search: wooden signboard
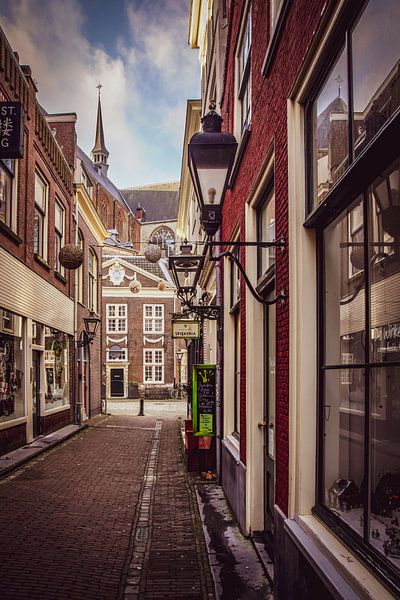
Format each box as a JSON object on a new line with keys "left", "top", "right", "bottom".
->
{"left": 192, "top": 364, "right": 216, "bottom": 436}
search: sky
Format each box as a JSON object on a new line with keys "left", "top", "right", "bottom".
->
{"left": 0, "top": 0, "right": 200, "bottom": 188}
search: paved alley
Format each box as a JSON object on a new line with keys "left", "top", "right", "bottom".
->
{"left": 0, "top": 414, "right": 214, "bottom": 600}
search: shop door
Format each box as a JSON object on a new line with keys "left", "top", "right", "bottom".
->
{"left": 110, "top": 369, "right": 124, "bottom": 397}
{"left": 32, "top": 350, "right": 41, "bottom": 438}
{"left": 263, "top": 301, "right": 276, "bottom": 548}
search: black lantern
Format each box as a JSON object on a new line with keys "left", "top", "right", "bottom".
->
{"left": 188, "top": 106, "right": 237, "bottom": 236}
{"left": 77, "top": 313, "right": 101, "bottom": 347}
{"left": 168, "top": 243, "right": 204, "bottom": 302}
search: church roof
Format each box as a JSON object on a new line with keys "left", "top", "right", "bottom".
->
{"left": 77, "top": 146, "right": 131, "bottom": 211}
{"left": 120, "top": 188, "right": 179, "bottom": 223}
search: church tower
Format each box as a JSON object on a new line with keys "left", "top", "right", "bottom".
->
{"left": 91, "top": 84, "right": 109, "bottom": 177}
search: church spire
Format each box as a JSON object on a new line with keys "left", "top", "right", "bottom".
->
{"left": 91, "top": 84, "right": 109, "bottom": 176}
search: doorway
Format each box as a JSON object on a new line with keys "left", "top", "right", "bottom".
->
{"left": 32, "top": 350, "right": 41, "bottom": 438}
{"left": 110, "top": 368, "right": 124, "bottom": 397}
{"left": 263, "top": 300, "right": 276, "bottom": 550}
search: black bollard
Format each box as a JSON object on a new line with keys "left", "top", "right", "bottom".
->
{"left": 138, "top": 398, "right": 144, "bottom": 416}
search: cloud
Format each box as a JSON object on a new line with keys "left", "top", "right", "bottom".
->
{"left": 0, "top": 0, "right": 200, "bottom": 187}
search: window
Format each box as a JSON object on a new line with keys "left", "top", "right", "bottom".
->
{"left": 236, "top": 7, "right": 252, "bottom": 136}
{"left": 88, "top": 249, "right": 98, "bottom": 313}
{"left": 34, "top": 171, "right": 48, "bottom": 260}
{"left": 308, "top": 0, "right": 400, "bottom": 212}
{"left": 106, "top": 345, "right": 127, "bottom": 362}
{"left": 257, "top": 188, "right": 276, "bottom": 278}
{"left": 0, "top": 159, "right": 17, "bottom": 231}
{"left": 106, "top": 304, "right": 127, "bottom": 334}
{"left": 81, "top": 168, "right": 92, "bottom": 198}
{"left": 44, "top": 327, "right": 69, "bottom": 409}
{"left": 0, "top": 309, "right": 24, "bottom": 423}
{"left": 144, "top": 349, "right": 164, "bottom": 384}
{"left": 143, "top": 305, "right": 164, "bottom": 333}
{"left": 77, "top": 230, "right": 84, "bottom": 304}
{"left": 54, "top": 199, "right": 65, "bottom": 276}
{"left": 230, "top": 248, "right": 241, "bottom": 435}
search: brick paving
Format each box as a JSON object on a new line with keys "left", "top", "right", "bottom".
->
{"left": 0, "top": 414, "right": 215, "bottom": 600}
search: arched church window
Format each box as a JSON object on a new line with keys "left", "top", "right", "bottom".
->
{"left": 150, "top": 227, "right": 175, "bottom": 256}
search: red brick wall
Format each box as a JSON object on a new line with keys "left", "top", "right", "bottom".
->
{"left": 220, "top": 0, "right": 327, "bottom": 515}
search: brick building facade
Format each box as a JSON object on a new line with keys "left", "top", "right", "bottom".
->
{"left": 185, "top": 0, "right": 400, "bottom": 597}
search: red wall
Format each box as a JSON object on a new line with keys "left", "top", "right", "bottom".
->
{"left": 220, "top": 0, "right": 327, "bottom": 515}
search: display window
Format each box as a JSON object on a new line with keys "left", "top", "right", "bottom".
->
{"left": 44, "top": 327, "right": 70, "bottom": 410}
{"left": 0, "top": 309, "right": 24, "bottom": 423}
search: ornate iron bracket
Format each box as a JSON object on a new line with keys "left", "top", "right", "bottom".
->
{"left": 185, "top": 304, "right": 222, "bottom": 320}
{"left": 209, "top": 248, "right": 286, "bottom": 307}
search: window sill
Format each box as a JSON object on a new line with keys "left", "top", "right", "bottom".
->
{"left": 0, "top": 220, "right": 22, "bottom": 244}
{"left": 262, "top": 0, "right": 291, "bottom": 78}
{"left": 34, "top": 254, "right": 50, "bottom": 270}
{"left": 0, "top": 416, "right": 27, "bottom": 430}
{"left": 222, "top": 434, "right": 241, "bottom": 464}
{"left": 55, "top": 271, "right": 67, "bottom": 284}
{"left": 286, "top": 513, "right": 396, "bottom": 599}
{"left": 44, "top": 405, "right": 70, "bottom": 416}
{"left": 77, "top": 300, "right": 85, "bottom": 308}
{"left": 228, "top": 125, "right": 251, "bottom": 189}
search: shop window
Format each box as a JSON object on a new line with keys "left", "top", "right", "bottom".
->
{"left": 236, "top": 6, "right": 252, "bottom": 137}
{"left": 44, "top": 327, "right": 70, "bottom": 410}
{"left": 106, "top": 304, "right": 127, "bottom": 334}
{"left": 34, "top": 170, "right": 48, "bottom": 260}
{"left": 0, "top": 159, "right": 17, "bottom": 231}
{"left": 144, "top": 349, "right": 164, "bottom": 384}
{"left": 307, "top": 0, "right": 400, "bottom": 212}
{"left": 318, "top": 159, "right": 400, "bottom": 585}
{"left": 77, "top": 230, "right": 84, "bottom": 304}
{"left": 0, "top": 309, "right": 24, "bottom": 423}
{"left": 54, "top": 198, "right": 65, "bottom": 276}
{"left": 143, "top": 305, "right": 164, "bottom": 333}
{"left": 88, "top": 249, "right": 98, "bottom": 313}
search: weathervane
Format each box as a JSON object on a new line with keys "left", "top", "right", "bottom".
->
{"left": 335, "top": 74, "right": 343, "bottom": 98}
{"left": 97, "top": 83, "right": 103, "bottom": 98}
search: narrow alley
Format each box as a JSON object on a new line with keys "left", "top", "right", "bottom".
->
{"left": 0, "top": 405, "right": 271, "bottom": 600}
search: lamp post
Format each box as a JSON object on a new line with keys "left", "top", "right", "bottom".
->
{"left": 176, "top": 350, "right": 183, "bottom": 399}
{"left": 188, "top": 105, "right": 237, "bottom": 236}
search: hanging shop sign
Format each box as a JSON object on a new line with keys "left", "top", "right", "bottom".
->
{"left": 0, "top": 102, "right": 24, "bottom": 159}
{"left": 172, "top": 319, "right": 200, "bottom": 339}
{"left": 192, "top": 364, "right": 216, "bottom": 436}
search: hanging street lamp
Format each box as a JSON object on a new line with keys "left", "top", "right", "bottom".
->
{"left": 168, "top": 243, "right": 205, "bottom": 305}
{"left": 188, "top": 104, "right": 237, "bottom": 236}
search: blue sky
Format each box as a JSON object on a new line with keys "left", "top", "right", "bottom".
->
{"left": 0, "top": 0, "right": 200, "bottom": 188}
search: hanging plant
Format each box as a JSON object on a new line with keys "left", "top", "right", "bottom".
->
{"left": 59, "top": 244, "right": 84, "bottom": 270}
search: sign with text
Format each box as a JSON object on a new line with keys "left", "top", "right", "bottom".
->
{"left": 172, "top": 319, "right": 200, "bottom": 339}
{"left": 192, "top": 364, "right": 216, "bottom": 436}
{"left": 0, "top": 102, "right": 24, "bottom": 159}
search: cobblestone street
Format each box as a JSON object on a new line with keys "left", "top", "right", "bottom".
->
{"left": 0, "top": 413, "right": 215, "bottom": 600}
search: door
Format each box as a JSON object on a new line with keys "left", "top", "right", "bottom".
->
{"left": 263, "top": 301, "right": 276, "bottom": 547}
{"left": 32, "top": 350, "right": 41, "bottom": 438}
{"left": 110, "top": 368, "right": 124, "bottom": 397}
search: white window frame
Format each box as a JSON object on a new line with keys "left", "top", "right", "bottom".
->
{"left": 143, "top": 304, "right": 164, "bottom": 334}
{"left": 0, "top": 158, "right": 18, "bottom": 232}
{"left": 106, "top": 304, "right": 128, "bottom": 334}
{"left": 34, "top": 170, "right": 49, "bottom": 260}
{"left": 88, "top": 249, "right": 98, "bottom": 313}
{"left": 235, "top": 4, "right": 252, "bottom": 138}
{"left": 106, "top": 345, "right": 128, "bottom": 362}
{"left": 143, "top": 349, "right": 164, "bottom": 384}
{"left": 54, "top": 198, "right": 65, "bottom": 276}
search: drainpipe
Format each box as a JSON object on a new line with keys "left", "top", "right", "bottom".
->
{"left": 73, "top": 186, "right": 81, "bottom": 424}
{"left": 215, "top": 228, "right": 223, "bottom": 484}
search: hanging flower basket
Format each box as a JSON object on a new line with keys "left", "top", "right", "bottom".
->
{"left": 59, "top": 244, "right": 84, "bottom": 270}
{"left": 144, "top": 243, "right": 162, "bottom": 263}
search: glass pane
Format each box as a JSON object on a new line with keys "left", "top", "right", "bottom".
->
{"left": 311, "top": 45, "right": 349, "bottom": 208}
{"left": 369, "top": 160, "right": 400, "bottom": 361}
{"left": 324, "top": 196, "right": 366, "bottom": 365}
{"left": 44, "top": 328, "right": 69, "bottom": 409}
{"left": 0, "top": 164, "right": 12, "bottom": 227}
{"left": 323, "top": 368, "right": 365, "bottom": 536}
{"left": 370, "top": 367, "right": 400, "bottom": 572}
{"left": 0, "top": 311, "right": 24, "bottom": 423}
{"left": 259, "top": 192, "right": 275, "bottom": 274}
{"left": 55, "top": 200, "right": 63, "bottom": 233}
{"left": 35, "top": 172, "right": 46, "bottom": 211}
{"left": 352, "top": 0, "right": 400, "bottom": 155}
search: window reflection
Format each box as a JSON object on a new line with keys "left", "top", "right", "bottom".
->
{"left": 45, "top": 327, "right": 69, "bottom": 409}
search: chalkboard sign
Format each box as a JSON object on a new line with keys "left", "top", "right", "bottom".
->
{"left": 192, "top": 365, "right": 216, "bottom": 436}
